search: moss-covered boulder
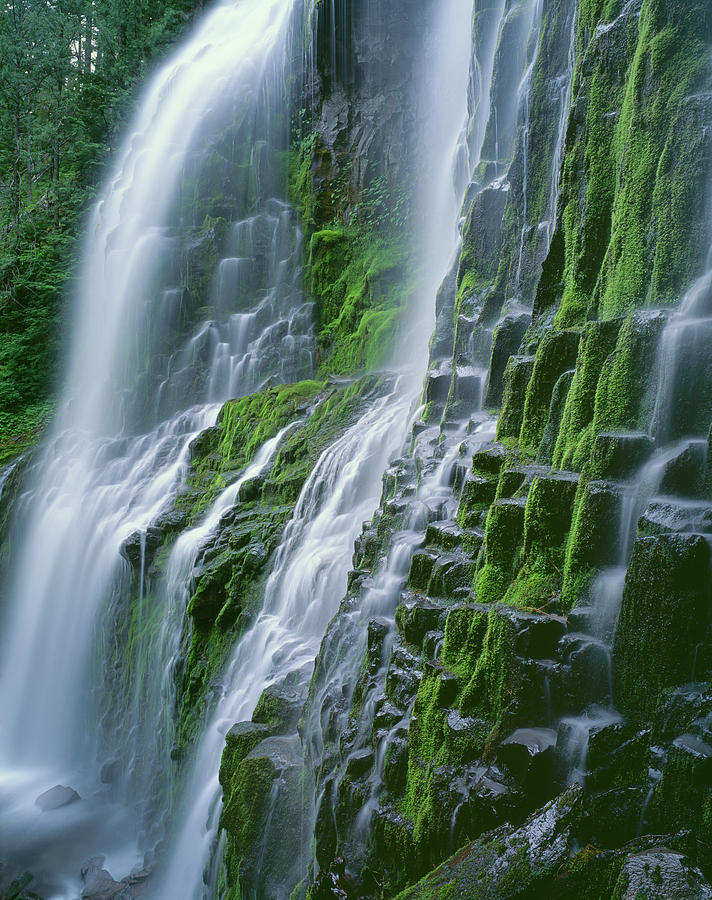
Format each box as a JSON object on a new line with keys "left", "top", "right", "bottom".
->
{"left": 395, "top": 785, "right": 583, "bottom": 899}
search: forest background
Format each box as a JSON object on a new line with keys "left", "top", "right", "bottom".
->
{"left": 0, "top": 0, "right": 201, "bottom": 462}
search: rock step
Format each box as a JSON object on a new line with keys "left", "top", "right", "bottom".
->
{"left": 407, "top": 548, "right": 475, "bottom": 599}
{"left": 424, "top": 518, "right": 484, "bottom": 556}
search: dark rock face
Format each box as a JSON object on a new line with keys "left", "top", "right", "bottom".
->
{"left": 615, "top": 848, "right": 712, "bottom": 900}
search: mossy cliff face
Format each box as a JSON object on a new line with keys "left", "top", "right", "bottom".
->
{"left": 288, "top": 0, "right": 712, "bottom": 897}
{"left": 290, "top": 0, "right": 434, "bottom": 378}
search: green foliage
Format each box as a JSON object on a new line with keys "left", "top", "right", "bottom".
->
{"left": 0, "top": 0, "right": 202, "bottom": 460}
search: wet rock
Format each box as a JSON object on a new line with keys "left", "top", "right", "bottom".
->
{"left": 471, "top": 442, "right": 508, "bottom": 478}
{"left": 100, "top": 759, "right": 122, "bottom": 785}
{"left": 120, "top": 526, "right": 163, "bottom": 571}
{"left": 495, "top": 464, "right": 549, "bottom": 501}
{"left": 638, "top": 499, "right": 712, "bottom": 537}
{"left": 589, "top": 431, "right": 655, "bottom": 480}
{"left": 497, "top": 354, "right": 535, "bottom": 442}
{"left": 658, "top": 439, "right": 708, "bottom": 499}
{"left": 220, "top": 734, "right": 304, "bottom": 895}
{"left": 382, "top": 728, "right": 409, "bottom": 794}
{"left": 457, "top": 180, "right": 509, "bottom": 290}
{"left": 670, "top": 733, "right": 712, "bottom": 782}
{"left": 35, "top": 785, "right": 80, "bottom": 811}
{"left": 457, "top": 473, "right": 499, "bottom": 526}
{"left": 384, "top": 645, "right": 422, "bottom": 708}
{"left": 223, "top": 721, "right": 272, "bottom": 765}
{"left": 1, "top": 871, "right": 41, "bottom": 900}
{"left": 475, "top": 498, "right": 527, "bottom": 603}
{"left": 583, "top": 786, "right": 647, "bottom": 849}
{"left": 373, "top": 699, "right": 404, "bottom": 732}
{"left": 562, "top": 479, "right": 625, "bottom": 605}
{"left": 81, "top": 857, "right": 131, "bottom": 900}
{"left": 537, "top": 369, "right": 576, "bottom": 465}
{"left": 309, "top": 857, "right": 364, "bottom": 900}
{"left": 562, "top": 634, "right": 613, "bottom": 707}
{"left": 406, "top": 549, "right": 438, "bottom": 592}
{"left": 345, "top": 748, "right": 374, "bottom": 780}
{"left": 510, "top": 608, "right": 566, "bottom": 659}
{"left": 237, "top": 474, "right": 263, "bottom": 502}
{"left": 424, "top": 363, "right": 452, "bottom": 406}
{"left": 444, "top": 712, "right": 490, "bottom": 764}
{"left": 395, "top": 594, "right": 444, "bottom": 648}
{"left": 614, "top": 533, "right": 712, "bottom": 719}
{"left": 497, "top": 727, "right": 558, "bottom": 790}
{"left": 424, "top": 519, "right": 463, "bottom": 551}
{"left": 613, "top": 847, "right": 712, "bottom": 899}
{"left": 252, "top": 676, "right": 308, "bottom": 734}
{"left": 519, "top": 329, "right": 582, "bottom": 452}
{"left": 397, "top": 785, "right": 582, "bottom": 898}
{"left": 427, "top": 552, "right": 476, "bottom": 599}
{"left": 485, "top": 311, "right": 531, "bottom": 407}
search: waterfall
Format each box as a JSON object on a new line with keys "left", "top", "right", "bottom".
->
{"left": 154, "top": 381, "right": 413, "bottom": 899}
{"left": 0, "top": 0, "right": 310, "bottom": 894}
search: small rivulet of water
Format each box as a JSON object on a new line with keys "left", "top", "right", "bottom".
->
{"left": 0, "top": 0, "right": 315, "bottom": 895}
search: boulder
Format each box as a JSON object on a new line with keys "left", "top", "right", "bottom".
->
{"left": 396, "top": 785, "right": 582, "bottom": 898}
{"left": 612, "top": 848, "right": 712, "bottom": 899}
{"left": 81, "top": 858, "right": 131, "bottom": 900}
{"left": 35, "top": 785, "right": 80, "bottom": 811}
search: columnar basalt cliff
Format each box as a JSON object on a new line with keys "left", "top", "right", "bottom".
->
{"left": 1, "top": 1, "right": 712, "bottom": 899}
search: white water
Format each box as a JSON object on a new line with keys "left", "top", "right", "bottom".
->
{"left": 0, "top": 0, "right": 310, "bottom": 894}
{"left": 398, "top": 0, "right": 483, "bottom": 374}
{"left": 155, "top": 381, "right": 413, "bottom": 899}
{"left": 155, "top": 1, "right": 485, "bottom": 892}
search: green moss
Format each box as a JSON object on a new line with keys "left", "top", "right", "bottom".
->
{"left": 591, "top": 311, "right": 665, "bottom": 437}
{"left": 0, "top": 400, "right": 53, "bottom": 466}
{"left": 457, "top": 607, "right": 518, "bottom": 724}
{"left": 552, "top": 319, "right": 622, "bottom": 470}
{"left": 598, "top": 1, "right": 711, "bottom": 316}
{"left": 613, "top": 534, "right": 711, "bottom": 720}
{"left": 219, "top": 752, "right": 277, "bottom": 853}
{"left": 308, "top": 225, "right": 414, "bottom": 375}
{"left": 553, "top": 0, "right": 712, "bottom": 326}
{"left": 518, "top": 329, "right": 581, "bottom": 454}
{"left": 497, "top": 355, "right": 535, "bottom": 443}
{"left": 561, "top": 476, "right": 623, "bottom": 608}
{"left": 474, "top": 499, "right": 527, "bottom": 604}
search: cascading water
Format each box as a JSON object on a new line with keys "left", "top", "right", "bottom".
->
{"left": 0, "top": 0, "right": 312, "bottom": 894}
{"left": 154, "top": 381, "right": 413, "bottom": 899}
{"left": 153, "top": 0, "right": 488, "bottom": 894}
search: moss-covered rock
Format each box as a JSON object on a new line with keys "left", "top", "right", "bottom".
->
{"left": 518, "top": 329, "right": 581, "bottom": 453}
{"left": 614, "top": 533, "right": 712, "bottom": 720}
{"left": 562, "top": 477, "right": 624, "bottom": 607}
{"left": 497, "top": 355, "right": 535, "bottom": 442}
{"left": 475, "top": 499, "right": 527, "bottom": 605}
{"left": 395, "top": 785, "right": 583, "bottom": 899}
